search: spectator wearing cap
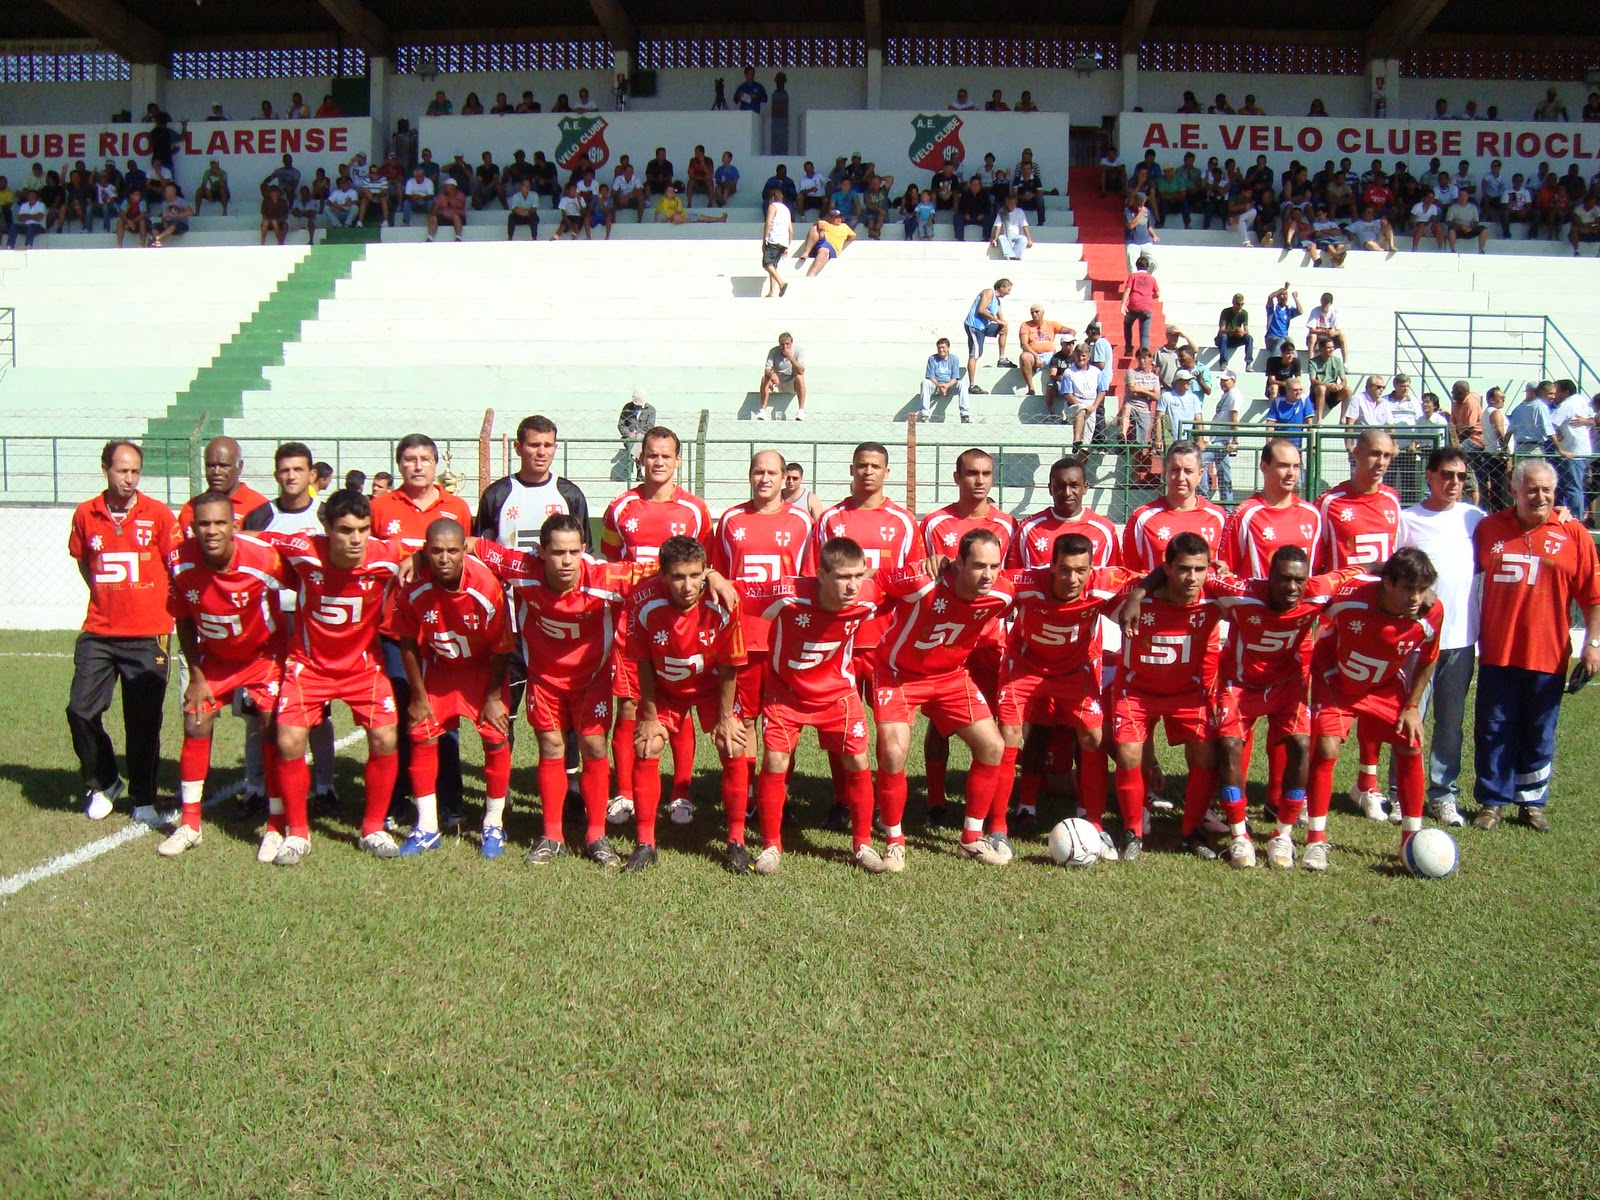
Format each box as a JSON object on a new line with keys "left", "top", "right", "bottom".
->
{"left": 1018, "top": 306, "right": 1073, "bottom": 396}
{"left": 1158, "top": 369, "right": 1203, "bottom": 446}
{"left": 1176, "top": 345, "right": 1213, "bottom": 400}
{"left": 919, "top": 337, "right": 970, "bottom": 424}
{"left": 1307, "top": 336, "right": 1350, "bottom": 420}
{"left": 1203, "top": 369, "right": 1242, "bottom": 503}
{"left": 401, "top": 165, "right": 435, "bottom": 228}
{"left": 429, "top": 178, "right": 467, "bottom": 241}
{"left": 1215, "top": 293, "right": 1253, "bottom": 372}
{"left": 1264, "top": 341, "right": 1302, "bottom": 403}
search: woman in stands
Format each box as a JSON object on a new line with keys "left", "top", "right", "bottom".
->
{"left": 896, "top": 184, "right": 920, "bottom": 239}
{"left": 461, "top": 92, "right": 485, "bottom": 115}
{"left": 1307, "top": 98, "right": 1329, "bottom": 117}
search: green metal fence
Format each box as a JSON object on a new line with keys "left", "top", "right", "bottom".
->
{"left": 1394, "top": 311, "right": 1599, "bottom": 403}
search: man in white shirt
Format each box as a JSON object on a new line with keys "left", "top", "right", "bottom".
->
{"left": 1343, "top": 373, "right": 1394, "bottom": 427}
{"left": 6, "top": 189, "right": 46, "bottom": 249}
{"left": 1445, "top": 195, "right": 1488, "bottom": 253}
{"left": 1385, "top": 374, "right": 1422, "bottom": 425}
{"left": 1503, "top": 173, "right": 1533, "bottom": 238}
{"left": 950, "top": 89, "right": 976, "bottom": 111}
{"left": 1478, "top": 159, "right": 1508, "bottom": 230}
{"left": 761, "top": 187, "right": 793, "bottom": 298}
{"left": 1551, "top": 377, "right": 1593, "bottom": 514}
{"left": 797, "top": 162, "right": 830, "bottom": 215}
{"left": 1569, "top": 192, "right": 1600, "bottom": 257}
{"left": 1410, "top": 190, "right": 1444, "bottom": 250}
{"left": 990, "top": 194, "right": 1033, "bottom": 260}
{"left": 1303, "top": 291, "right": 1347, "bottom": 356}
{"left": 325, "top": 178, "right": 359, "bottom": 226}
{"left": 1394, "top": 446, "right": 1483, "bottom": 826}
{"left": 401, "top": 166, "right": 435, "bottom": 227}
{"left": 612, "top": 161, "right": 646, "bottom": 222}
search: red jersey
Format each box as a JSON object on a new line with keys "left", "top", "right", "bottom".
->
{"left": 920, "top": 503, "right": 1016, "bottom": 561}
{"left": 1117, "top": 591, "right": 1228, "bottom": 695}
{"left": 713, "top": 500, "right": 814, "bottom": 652}
{"left": 1315, "top": 482, "right": 1402, "bottom": 572}
{"left": 1121, "top": 497, "right": 1229, "bottom": 571}
{"left": 1006, "top": 566, "right": 1136, "bottom": 678}
{"left": 1475, "top": 509, "right": 1600, "bottom": 674}
{"left": 1313, "top": 576, "right": 1443, "bottom": 703}
{"left": 369, "top": 486, "right": 474, "bottom": 550}
{"left": 809, "top": 495, "right": 924, "bottom": 650}
{"left": 388, "top": 556, "right": 514, "bottom": 680}
{"left": 474, "top": 542, "right": 651, "bottom": 686}
{"left": 69, "top": 491, "right": 181, "bottom": 637}
{"left": 166, "top": 533, "right": 293, "bottom": 664}
{"left": 1221, "top": 495, "right": 1322, "bottom": 576}
{"left": 626, "top": 577, "right": 747, "bottom": 706}
{"left": 602, "top": 486, "right": 714, "bottom": 563}
{"left": 875, "top": 564, "right": 1017, "bottom": 679}
{"left": 748, "top": 575, "right": 886, "bottom": 706}
{"left": 272, "top": 533, "right": 406, "bottom": 674}
{"left": 176, "top": 482, "right": 270, "bottom": 536}
{"left": 1008, "top": 506, "right": 1119, "bottom": 569}
{"left": 1205, "top": 569, "right": 1356, "bottom": 689}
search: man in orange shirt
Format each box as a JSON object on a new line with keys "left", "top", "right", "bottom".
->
{"left": 1018, "top": 304, "right": 1073, "bottom": 396}
{"left": 67, "top": 440, "right": 181, "bottom": 823}
{"left": 370, "top": 433, "right": 474, "bottom": 827}
{"left": 175, "top": 436, "right": 269, "bottom": 535}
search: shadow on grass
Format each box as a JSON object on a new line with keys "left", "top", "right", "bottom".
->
{"left": 0, "top": 761, "right": 89, "bottom": 814}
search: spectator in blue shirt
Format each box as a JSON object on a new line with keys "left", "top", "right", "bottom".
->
{"left": 1158, "top": 371, "right": 1204, "bottom": 443}
{"left": 830, "top": 178, "right": 863, "bottom": 226}
{"left": 762, "top": 165, "right": 797, "bottom": 210}
{"left": 1264, "top": 284, "right": 1301, "bottom": 345}
{"left": 920, "top": 338, "right": 970, "bottom": 423}
{"left": 714, "top": 152, "right": 740, "bottom": 206}
{"left": 733, "top": 68, "right": 768, "bottom": 113}
{"left": 1265, "top": 376, "right": 1319, "bottom": 447}
{"left": 1085, "top": 320, "right": 1115, "bottom": 395}
{"left": 1506, "top": 381, "right": 1556, "bottom": 452}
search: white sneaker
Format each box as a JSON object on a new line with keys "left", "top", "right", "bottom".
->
{"left": 358, "top": 830, "right": 401, "bottom": 858}
{"left": 1432, "top": 798, "right": 1466, "bottom": 827}
{"left": 131, "top": 804, "right": 172, "bottom": 827}
{"left": 272, "top": 835, "right": 311, "bottom": 866}
{"left": 961, "top": 836, "right": 1008, "bottom": 866}
{"left": 793, "top": 410, "right": 806, "bottom": 422}
{"left": 853, "top": 845, "right": 887, "bottom": 874}
{"left": 666, "top": 797, "right": 694, "bottom": 826}
{"left": 606, "top": 795, "right": 634, "bottom": 825}
{"left": 1387, "top": 797, "right": 1404, "bottom": 824}
{"left": 1097, "top": 829, "right": 1120, "bottom": 862}
{"left": 1301, "top": 841, "right": 1330, "bottom": 871}
{"left": 1227, "top": 834, "right": 1256, "bottom": 869}
{"left": 755, "top": 409, "right": 769, "bottom": 421}
{"left": 1351, "top": 787, "right": 1387, "bottom": 821}
{"left": 257, "top": 829, "right": 285, "bottom": 864}
{"left": 85, "top": 778, "right": 124, "bottom": 820}
{"left": 157, "top": 824, "right": 202, "bottom": 857}
{"left": 1202, "top": 805, "right": 1229, "bottom": 834}
{"left": 1266, "top": 833, "right": 1295, "bottom": 870}
{"left": 752, "top": 846, "right": 782, "bottom": 875}
{"left": 883, "top": 843, "right": 907, "bottom": 873}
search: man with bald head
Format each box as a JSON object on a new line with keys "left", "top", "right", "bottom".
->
{"left": 176, "top": 436, "right": 269, "bottom": 535}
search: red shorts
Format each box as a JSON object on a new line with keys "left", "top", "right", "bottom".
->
{"left": 189, "top": 655, "right": 281, "bottom": 716}
{"left": 528, "top": 670, "right": 613, "bottom": 737}
{"left": 277, "top": 659, "right": 397, "bottom": 729}
{"left": 412, "top": 674, "right": 513, "bottom": 744}
{"left": 1213, "top": 679, "right": 1310, "bottom": 743}
{"left": 851, "top": 647, "right": 878, "bottom": 707}
{"left": 1111, "top": 686, "right": 1214, "bottom": 746}
{"left": 969, "top": 639, "right": 1003, "bottom": 706}
{"left": 613, "top": 652, "right": 640, "bottom": 702}
{"left": 735, "top": 652, "right": 769, "bottom": 720}
{"left": 1310, "top": 686, "right": 1417, "bottom": 747}
{"left": 874, "top": 669, "right": 993, "bottom": 736}
{"left": 654, "top": 694, "right": 724, "bottom": 737}
{"left": 996, "top": 668, "right": 1104, "bottom": 731}
{"left": 763, "top": 690, "right": 869, "bottom": 756}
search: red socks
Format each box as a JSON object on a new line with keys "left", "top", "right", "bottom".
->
{"left": 1017, "top": 771, "right": 1043, "bottom": 812}
{"left": 178, "top": 735, "right": 211, "bottom": 830}
{"left": 612, "top": 717, "right": 636, "bottom": 802}
{"left": 1356, "top": 739, "right": 1381, "bottom": 795}
{"left": 1397, "top": 751, "right": 1425, "bottom": 834}
{"left": 962, "top": 760, "right": 1004, "bottom": 843}
{"left": 1114, "top": 766, "right": 1145, "bottom": 837}
{"left": 722, "top": 754, "right": 750, "bottom": 843}
{"left": 410, "top": 738, "right": 439, "bottom": 800}
{"left": 669, "top": 719, "right": 696, "bottom": 801}
{"left": 846, "top": 767, "right": 874, "bottom": 850}
{"left": 756, "top": 768, "right": 787, "bottom": 850}
{"left": 1306, "top": 755, "right": 1337, "bottom": 843}
{"left": 1078, "top": 750, "right": 1110, "bottom": 828}
{"left": 880, "top": 769, "right": 909, "bottom": 845}
{"left": 990, "top": 747, "right": 1019, "bottom": 833}
{"left": 1266, "top": 740, "right": 1287, "bottom": 812}
{"left": 484, "top": 741, "right": 511, "bottom": 805}
{"left": 581, "top": 757, "right": 610, "bottom": 843}
{"left": 281, "top": 753, "right": 311, "bottom": 839}
{"left": 538, "top": 757, "right": 569, "bottom": 841}
{"left": 632, "top": 756, "right": 661, "bottom": 846}
{"left": 1180, "top": 765, "right": 1217, "bottom": 838}
{"left": 362, "top": 751, "right": 399, "bottom": 837}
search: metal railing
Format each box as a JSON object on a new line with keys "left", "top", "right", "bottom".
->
{"left": 0, "top": 306, "right": 14, "bottom": 378}
{"left": 1394, "top": 311, "right": 1599, "bottom": 402}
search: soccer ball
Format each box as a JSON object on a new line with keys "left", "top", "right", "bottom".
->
{"left": 1404, "top": 828, "right": 1459, "bottom": 878}
{"left": 1048, "top": 818, "right": 1103, "bottom": 868}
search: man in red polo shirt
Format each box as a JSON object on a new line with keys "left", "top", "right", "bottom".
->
{"left": 174, "top": 436, "right": 269, "bottom": 535}
{"left": 1472, "top": 459, "right": 1600, "bottom": 833}
{"left": 67, "top": 440, "right": 181, "bottom": 823}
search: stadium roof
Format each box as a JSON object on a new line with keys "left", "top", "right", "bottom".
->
{"left": 5, "top": 0, "right": 1598, "bottom": 63}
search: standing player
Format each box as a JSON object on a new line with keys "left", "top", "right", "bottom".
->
{"left": 1108, "top": 532, "right": 1226, "bottom": 861}
{"left": 475, "top": 415, "right": 591, "bottom": 554}
{"left": 162, "top": 493, "right": 292, "bottom": 856}
{"left": 919, "top": 449, "right": 1016, "bottom": 825}
{"left": 745, "top": 538, "right": 886, "bottom": 874}
{"left": 1315, "top": 428, "right": 1403, "bottom": 821}
{"left": 601, "top": 426, "right": 714, "bottom": 826}
{"left": 389, "top": 520, "right": 514, "bottom": 857}
{"left": 1009, "top": 456, "right": 1118, "bottom": 569}
{"left": 175, "top": 436, "right": 269, "bottom": 534}
{"left": 874, "top": 531, "right": 1017, "bottom": 869}
{"left": 1304, "top": 550, "right": 1443, "bottom": 868}
{"left": 624, "top": 537, "right": 748, "bottom": 873}
{"left": 810, "top": 441, "right": 923, "bottom": 822}
{"left": 1122, "top": 441, "right": 1229, "bottom": 570}
{"left": 67, "top": 440, "right": 180, "bottom": 823}
{"left": 266, "top": 490, "right": 408, "bottom": 865}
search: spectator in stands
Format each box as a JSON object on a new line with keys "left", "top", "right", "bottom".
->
{"left": 1018, "top": 305, "right": 1072, "bottom": 396}
{"left": 150, "top": 183, "right": 194, "bottom": 248}
{"left": 347, "top": 154, "right": 386, "bottom": 226}
{"left": 282, "top": 92, "right": 309, "bottom": 119}
{"left": 6, "top": 188, "right": 46, "bottom": 250}
{"left": 655, "top": 183, "right": 727, "bottom": 225}
{"left": 756, "top": 332, "right": 807, "bottom": 421}
{"left": 487, "top": 92, "right": 512, "bottom": 115}
{"left": 984, "top": 89, "right": 1009, "bottom": 112}
{"left": 187, "top": 159, "right": 226, "bottom": 217}
{"left": 1012, "top": 157, "right": 1045, "bottom": 224}
{"left": 85, "top": 171, "right": 117, "bottom": 232}
{"left": 1264, "top": 284, "right": 1300, "bottom": 346}
{"left": 553, "top": 183, "right": 585, "bottom": 239}
{"left": 762, "top": 164, "right": 798, "bottom": 213}
{"left": 259, "top": 184, "right": 289, "bottom": 246}
{"left": 1099, "top": 145, "right": 1127, "bottom": 197}
{"left": 1016, "top": 91, "right": 1039, "bottom": 113}
{"left": 1304, "top": 206, "right": 1349, "bottom": 265}
{"left": 1060, "top": 343, "right": 1106, "bottom": 444}
{"left": 951, "top": 88, "right": 976, "bottom": 111}
{"left": 894, "top": 184, "right": 920, "bottom": 238}
{"left": 1214, "top": 293, "right": 1253, "bottom": 371}
{"left": 456, "top": 92, "right": 483, "bottom": 116}
{"left": 932, "top": 161, "right": 961, "bottom": 211}
{"left": 1344, "top": 373, "right": 1394, "bottom": 427}
{"left": 1264, "top": 341, "right": 1302, "bottom": 402}
{"left": 286, "top": 186, "right": 319, "bottom": 242}
{"left": 954, "top": 176, "right": 992, "bottom": 242}
{"left": 401, "top": 165, "right": 434, "bottom": 228}
{"left": 830, "top": 177, "right": 864, "bottom": 227}
{"left": 443, "top": 154, "right": 472, "bottom": 193}
{"left": 512, "top": 91, "right": 539, "bottom": 114}
{"left": 1155, "top": 325, "right": 1196, "bottom": 387}
{"left": 686, "top": 145, "right": 715, "bottom": 208}
{"left": 645, "top": 147, "right": 675, "bottom": 197}
{"left": 205, "top": 103, "right": 228, "bottom": 121}
{"left": 1177, "top": 344, "right": 1213, "bottom": 399}
{"left": 1346, "top": 203, "right": 1397, "bottom": 253}
{"left": 797, "top": 208, "right": 855, "bottom": 275}
{"left": 1533, "top": 171, "right": 1571, "bottom": 239}
{"left": 589, "top": 185, "right": 616, "bottom": 238}
{"left": 962, "top": 278, "right": 1013, "bottom": 396}
{"left": 255, "top": 100, "right": 277, "bottom": 120}
{"left": 1570, "top": 192, "right": 1600, "bottom": 256}
{"left": 308, "top": 168, "right": 331, "bottom": 204}
{"left": 113, "top": 188, "right": 147, "bottom": 248}
{"left": 473, "top": 152, "right": 505, "bottom": 210}
{"left": 1122, "top": 347, "right": 1162, "bottom": 449}
{"left": 1534, "top": 89, "right": 1569, "bottom": 122}
{"left": 715, "top": 153, "right": 741, "bottom": 207}
{"left": 1124, "top": 191, "right": 1157, "bottom": 246}
{"left": 1308, "top": 337, "right": 1350, "bottom": 420}
{"left": 1445, "top": 190, "right": 1489, "bottom": 253}
{"left": 1203, "top": 372, "right": 1241, "bottom": 503}
{"left": 1210, "top": 93, "right": 1235, "bottom": 115}
{"left": 261, "top": 153, "right": 300, "bottom": 199}
{"left": 324, "top": 175, "right": 357, "bottom": 227}
{"left": 797, "top": 162, "right": 828, "bottom": 214}
{"left": 507, "top": 178, "right": 540, "bottom": 240}
{"left": 429, "top": 178, "right": 466, "bottom": 242}
{"left": 733, "top": 67, "right": 768, "bottom": 113}
{"left": 1177, "top": 91, "right": 1203, "bottom": 114}
{"left": 1500, "top": 171, "right": 1532, "bottom": 237}
{"left": 1432, "top": 98, "right": 1457, "bottom": 120}
{"left": 914, "top": 188, "right": 936, "bottom": 239}
{"left": 525, "top": 152, "right": 557, "bottom": 206}
{"left": 1407, "top": 186, "right": 1446, "bottom": 250}
{"left": 426, "top": 91, "right": 453, "bottom": 117}
{"left": 316, "top": 94, "right": 341, "bottom": 118}
{"left": 762, "top": 187, "right": 792, "bottom": 297}
{"left": 1304, "top": 291, "right": 1346, "bottom": 356}
{"left": 1239, "top": 94, "right": 1265, "bottom": 115}
{"left": 1158, "top": 369, "right": 1203, "bottom": 445}
{"left": 611, "top": 159, "right": 646, "bottom": 221}
{"left": 1265, "top": 375, "right": 1318, "bottom": 446}
{"left": 121, "top": 159, "right": 145, "bottom": 200}
{"left": 919, "top": 337, "right": 970, "bottom": 424}
{"left": 991, "top": 193, "right": 1033, "bottom": 260}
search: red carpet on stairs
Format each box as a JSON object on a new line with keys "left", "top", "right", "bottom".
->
{"left": 1068, "top": 166, "right": 1166, "bottom": 383}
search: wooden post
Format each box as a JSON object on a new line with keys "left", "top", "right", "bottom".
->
{"left": 478, "top": 408, "right": 494, "bottom": 499}
{"left": 905, "top": 411, "right": 918, "bottom": 515}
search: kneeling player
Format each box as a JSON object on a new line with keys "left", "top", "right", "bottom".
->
{"left": 745, "top": 537, "right": 886, "bottom": 874}
{"left": 874, "top": 530, "right": 1017, "bottom": 869}
{"left": 1109, "top": 532, "right": 1225, "bottom": 861}
{"left": 390, "top": 520, "right": 513, "bottom": 856}
{"left": 162, "top": 493, "right": 292, "bottom": 857}
{"left": 625, "top": 537, "right": 751, "bottom": 873}
{"left": 1303, "top": 549, "right": 1441, "bottom": 870}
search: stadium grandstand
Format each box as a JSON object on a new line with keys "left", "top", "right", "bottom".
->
{"left": 2, "top": 1, "right": 1599, "bottom": 623}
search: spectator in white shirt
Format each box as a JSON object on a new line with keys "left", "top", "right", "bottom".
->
{"left": 611, "top": 162, "right": 646, "bottom": 222}
{"left": 1478, "top": 160, "right": 1508, "bottom": 228}
{"left": 7, "top": 189, "right": 47, "bottom": 249}
{"left": 1344, "top": 373, "right": 1395, "bottom": 426}
{"left": 1445, "top": 196, "right": 1489, "bottom": 252}
{"left": 950, "top": 89, "right": 976, "bottom": 111}
{"left": 1410, "top": 190, "right": 1444, "bottom": 250}
{"left": 1385, "top": 374, "right": 1422, "bottom": 425}
{"left": 325, "top": 178, "right": 359, "bottom": 226}
{"left": 1059, "top": 343, "right": 1105, "bottom": 446}
{"left": 1551, "top": 378, "right": 1593, "bottom": 513}
{"left": 991, "top": 193, "right": 1033, "bottom": 260}
{"left": 797, "top": 162, "right": 830, "bottom": 216}
{"left": 400, "top": 166, "right": 434, "bottom": 227}
{"left": 1303, "top": 291, "right": 1347, "bottom": 356}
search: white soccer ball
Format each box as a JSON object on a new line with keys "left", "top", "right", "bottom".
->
{"left": 1404, "top": 828, "right": 1459, "bottom": 878}
{"left": 1048, "top": 817, "right": 1103, "bottom": 868}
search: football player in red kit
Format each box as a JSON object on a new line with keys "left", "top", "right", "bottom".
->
{"left": 264, "top": 489, "right": 408, "bottom": 865}
{"left": 1121, "top": 441, "right": 1229, "bottom": 570}
{"left": 389, "top": 520, "right": 514, "bottom": 857}
{"left": 918, "top": 449, "right": 1016, "bottom": 825}
{"left": 1303, "top": 549, "right": 1442, "bottom": 870}
{"left": 624, "top": 536, "right": 749, "bottom": 874}
{"left": 162, "top": 492, "right": 293, "bottom": 857}
{"left": 1108, "top": 532, "right": 1226, "bottom": 861}
{"left": 873, "top": 530, "right": 1017, "bottom": 869}
{"left": 600, "top": 427, "right": 714, "bottom": 827}
{"left": 744, "top": 538, "right": 887, "bottom": 874}
{"left": 472, "top": 515, "right": 655, "bottom": 867}
{"left": 1316, "top": 428, "right": 1404, "bottom": 821}
{"left": 1008, "top": 457, "right": 1119, "bottom": 570}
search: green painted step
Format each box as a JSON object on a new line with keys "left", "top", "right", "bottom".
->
{"left": 143, "top": 243, "right": 366, "bottom": 484}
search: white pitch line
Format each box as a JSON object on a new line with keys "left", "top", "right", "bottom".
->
{"left": 0, "top": 652, "right": 72, "bottom": 659}
{"left": 0, "top": 728, "right": 367, "bottom": 900}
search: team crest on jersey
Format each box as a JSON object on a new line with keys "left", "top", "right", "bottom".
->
{"left": 231, "top": 590, "right": 248, "bottom": 608}
{"left": 774, "top": 530, "right": 792, "bottom": 547}
{"left": 423, "top": 610, "right": 440, "bottom": 624}
{"left": 185, "top": 589, "right": 200, "bottom": 603}
{"left": 90, "top": 535, "right": 104, "bottom": 550}
{"left": 877, "top": 688, "right": 894, "bottom": 708}
{"left": 309, "top": 571, "right": 323, "bottom": 584}
{"left": 794, "top": 612, "right": 811, "bottom": 629}
{"left": 851, "top": 721, "right": 867, "bottom": 739}
{"left": 698, "top": 628, "right": 716, "bottom": 645}
{"left": 879, "top": 525, "right": 895, "bottom": 541}
{"left": 135, "top": 527, "right": 153, "bottom": 546}
{"left": 670, "top": 522, "right": 688, "bottom": 536}
{"left": 594, "top": 703, "right": 608, "bottom": 718}
{"left": 1543, "top": 533, "right": 1565, "bottom": 554}
{"left": 386, "top": 520, "right": 402, "bottom": 535}
{"left": 1300, "top": 524, "right": 1316, "bottom": 541}
{"left": 1189, "top": 612, "right": 1207, "bottom": 627}
{"left": 463, "top": 612, "right": 481, "bottom": 630}
{"left": 505, "top": 505, "right": 519, "bottom": 520}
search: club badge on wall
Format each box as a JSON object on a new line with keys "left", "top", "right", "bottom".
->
{"left": 909, "top": 114, "right": 966, "bottom": 170}
{"left": 555, "top": 115, "right": 611, "bottom": 172}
